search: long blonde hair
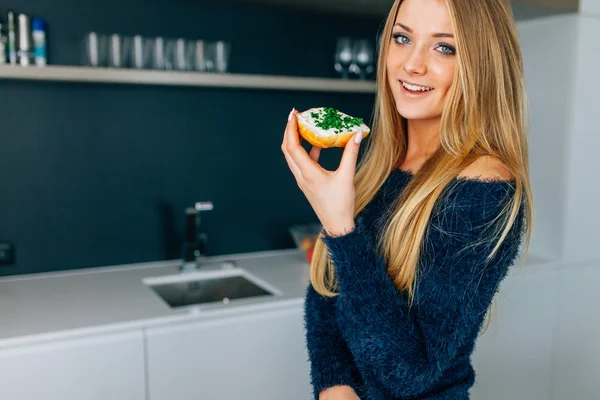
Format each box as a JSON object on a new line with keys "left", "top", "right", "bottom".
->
{"left": 310, "top": 0, "right": 533, "bottom": 333}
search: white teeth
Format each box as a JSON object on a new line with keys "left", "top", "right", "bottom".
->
{"left": 401, "top": 81, "right": 432, "bottom": 92}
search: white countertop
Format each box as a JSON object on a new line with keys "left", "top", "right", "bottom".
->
{"left": 0, "top": 246, "right": 559, "bottom": 349}
{"left": 0, "top": 249, "right": 311, "bottom": 348}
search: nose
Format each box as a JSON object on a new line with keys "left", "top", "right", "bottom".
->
{"left": 403, "top": 46, "right": 427, "bottom": 75}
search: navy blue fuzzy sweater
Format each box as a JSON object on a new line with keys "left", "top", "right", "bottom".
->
{"left": 304, "top": 168, "right": 526, "bottom": 400}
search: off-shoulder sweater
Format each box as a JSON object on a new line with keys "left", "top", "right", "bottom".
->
{"left": 304, "top": 168, "right": 526, "bottom": 400}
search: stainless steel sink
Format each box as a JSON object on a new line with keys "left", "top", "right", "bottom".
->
{"left": 143, "top": 267, "right": 279, "bottom": 309}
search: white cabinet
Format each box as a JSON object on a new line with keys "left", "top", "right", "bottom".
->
{"left": 550, "top": 264, "right": 600, "bottom": 400}
{"left": 471, "top": 272, "right": 559, "bottom": 400}
{"left": 146, "top": 306, "right": 312, "bottom": 400}
{"left": 0, "top": 330, "right": 145, "bottom": 400}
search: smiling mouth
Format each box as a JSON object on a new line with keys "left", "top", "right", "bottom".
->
{"left": 400, "top": 80, "right": 434, "bottom": 92}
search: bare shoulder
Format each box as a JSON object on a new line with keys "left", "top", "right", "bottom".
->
{"left": 457, "top": 156, "right": 514, "bottom": 181}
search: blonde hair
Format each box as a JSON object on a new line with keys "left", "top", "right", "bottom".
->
{"left": 310, "top": 0, "right": 533, "bottom": 334}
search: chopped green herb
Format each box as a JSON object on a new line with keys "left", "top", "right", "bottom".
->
{"left": 311, "top": 107, "right": 363, "bottom": 133}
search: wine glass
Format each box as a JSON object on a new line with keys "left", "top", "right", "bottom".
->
{"left": 353, "top": 39, "right": 375, "bottom": 80}
{"left": 214, "top": 41, "right": 231, "bottom": 73}
{"left": 334, "top": 37, "right": 353, "bottom": 79}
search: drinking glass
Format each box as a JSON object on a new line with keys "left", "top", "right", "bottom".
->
{"left": 214, "top": 41, "right": 231, "bottom": 73}
{"left": 191, "top": 40, "right": 206, "bottom": 72}
{"left": 164, "top": 39, "right": 176, "bottom": 70}
{"left": 184, "top": 40, "right": 198, "bottom": 71}
{"left": 152, "top": 37, "right": 166, "bottom": 69}
{"left": 108, "top": 34, "right": 130, "bottom": 68}
{"left": 204, "top": 41, "right": 216, "bottom": 72}
{"left": 334, "top": 37, "right": 353, "bottom": 79}
{"left": 353, "top": 38, "right": 375, "bottom": 80}
{"left": 130, "top": 35, "right": 153, "bottom": 69}
{"left": 83, "top": 32, "right": 107, "bottom": 67}
{"left": 173, "top": 38, "right": 187, "bottom": 71}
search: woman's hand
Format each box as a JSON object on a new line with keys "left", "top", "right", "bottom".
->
{"left": 281, "top": 108, "right": 364, "bottom": 236}
{"left": 319, "top": 385, "right": 361, "bottom": 400}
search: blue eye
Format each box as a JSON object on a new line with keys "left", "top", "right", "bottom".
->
{"left": 437, "top": 44, "right": 456, "bottom": 55}
{"left": 392, "top": 33, "right": 410, "bottom": 45}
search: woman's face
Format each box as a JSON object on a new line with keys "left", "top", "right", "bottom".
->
{"left": 386, "top": 0, "right": 457, "bottom": 121}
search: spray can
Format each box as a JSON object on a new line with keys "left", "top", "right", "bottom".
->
{"left": 18, "top": 13, "right": 32, "bottom": 66}
{"left": 0, "top": 23, "right": 6, "bottom": 65}
{"left": 32, "top": 18, "right": 46, "bottom": 66}
{"left": 7, "top": 11, "right": 17, "bottom": 65}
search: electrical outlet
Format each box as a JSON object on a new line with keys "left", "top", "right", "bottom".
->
{"left": 0, "top": 242, "right": 15, "bottom": 265}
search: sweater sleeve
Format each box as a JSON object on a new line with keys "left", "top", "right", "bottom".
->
{"left": 321, "top": 183, "right": 525, "bottom": 398}
{"left": 304, "top": 283, "right": 363, "bottom": 399}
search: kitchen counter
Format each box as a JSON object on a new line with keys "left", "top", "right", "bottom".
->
{"left": 0, "top": 249, "right": 311, "bottom": 349}
{"left": 0, "top": 246, "right": 556, "bottom": 350}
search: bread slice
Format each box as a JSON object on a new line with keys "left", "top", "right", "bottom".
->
{"left": 296, "top": 107, "right": 370, "bottom": 148}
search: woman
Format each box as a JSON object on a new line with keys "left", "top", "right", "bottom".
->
{"left": 281, "top": 0, "right": 533, "bottom": 398}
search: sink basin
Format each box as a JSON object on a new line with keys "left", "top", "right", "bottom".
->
{"left": 143, "top": 268, "right": 279, "bottom": 309}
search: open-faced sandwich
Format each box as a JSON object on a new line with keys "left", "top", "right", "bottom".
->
{"left": 296, "top": 107, "right": 370, "bottom": 148}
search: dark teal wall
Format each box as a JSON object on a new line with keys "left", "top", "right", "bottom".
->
{"left": 0, "top": 0, "right": 382, "bottom": 276}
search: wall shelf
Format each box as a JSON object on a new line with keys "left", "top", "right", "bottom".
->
{"left": 0, "top": 65, "right": 377, "bottom": 93}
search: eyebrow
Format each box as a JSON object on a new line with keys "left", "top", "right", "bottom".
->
{"left": 394, "top": 22, "right": 454, "bottom": 38}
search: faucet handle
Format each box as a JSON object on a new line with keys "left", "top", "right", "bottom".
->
{"left": 193, "top": 201, "right": 213, "bottom": 238}
{"left": 183, "top": 201, "right": 213, "bottom": 243}
{"left": 195, "top": 201, "right": 214, "bottom": 212}
{"left": 192, "top": 201, "right": 212, "bottom": 254}
{"left": 181, "top": 202, "right": 213, "bottom": 267}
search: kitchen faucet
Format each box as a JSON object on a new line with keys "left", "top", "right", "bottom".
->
{"left": 179, "top": 201, "right": 213, "bottom": 273}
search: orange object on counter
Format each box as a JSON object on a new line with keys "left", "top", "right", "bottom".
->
{"left": 306, "top": 247, "right": 314, "bottom": 262}
{"left": 300, "top": 237, "right": 314, "bottom": 251}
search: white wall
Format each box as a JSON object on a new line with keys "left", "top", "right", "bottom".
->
{"left": 511, "top": 3, "right": 567, "bottom": 20}
{"left": 470, "top": 13, "right": 600, "bottom": 399}
{"left": 471, "top": 260, "right": 600, "bottom": 400}
{"left": 562, "top": 13, "right": 600, "bottom": 262}
{"left": 471, "top": 265, "right": 559, "bottom": 400}
{"left": 516, "top": 14, "right": 579, "bottom": 261}
{"left": 581, "top": 0, "right": 600, "bottom": 15}
{"left": 550, "top": 262, "right": 600, "bottom": 399}
{"left": 517, "top": 12, "right": 600, "bottom": 263}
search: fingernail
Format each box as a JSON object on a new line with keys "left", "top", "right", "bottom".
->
{"left": 288, "top": 108, "right": 295, "bottom": 122}
{"left": 354, "top": 131, "right": 363, "bottom": 144}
